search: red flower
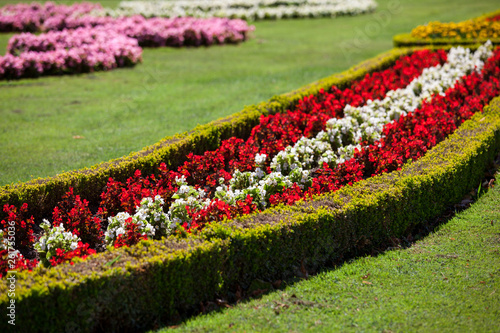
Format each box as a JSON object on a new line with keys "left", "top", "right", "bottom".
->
{"left": 48, "top": 242, "right": 96, "bottom": 266}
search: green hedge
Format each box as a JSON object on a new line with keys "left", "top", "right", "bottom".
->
{"left": 2, "top": 82, "right": 500, "bottom": 332}
{"left": 393, "top": 34, "right": 500, "bottom": 48}
{"left": 0, "top": 47, "right": 417, "bottom": 222}
{"left": 393, "top": 9, "right": 500, "bottom": 47}
{"left": 393, "top": 34, "right": 500, "bottom": 47}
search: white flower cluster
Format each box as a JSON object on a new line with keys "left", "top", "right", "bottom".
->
{"left": 105, "top": 176, "right": 212, "bottom": 234}
{"left": 214, "top": 153, "right": 312, "bottom": 209}
{"left": 105, "top": 195, "right": 173, "bottom": 245}
{"left": 100, "top": 0, "right": 377, "bottom": 20}
{"left": 34, "top": 220, "right": 81, "bottom": 262}
{"left": 270, "top": 136, "right": 336, "bottom": 174}
{"left": 168, "top": 176, "right": 211, "bottom": 226}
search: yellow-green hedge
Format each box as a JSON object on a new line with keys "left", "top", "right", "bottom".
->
{"left": 0, "top": 47, "right": 418, "bottom": 222}
{"left": 2, "top": 76, "right": 500, "bottom": 332}
{"left": 394, "top": 9, "right": 500, "bottom": 47}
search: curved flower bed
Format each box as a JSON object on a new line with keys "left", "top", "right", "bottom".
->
{"left": 2, "top": 43, "right": 500, "bottom": 278}
{"left": 0, "top": 27, "right": 143, "bottom": 80}
{"left": 103, "top": 0, "right": 377, "bottom": 20}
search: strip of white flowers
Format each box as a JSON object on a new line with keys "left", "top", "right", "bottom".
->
{"left": 99, "top": 0, "right": 377, "bottom": 20}
{"left": 33, "top": 42, "right": 493, "bottom": 251}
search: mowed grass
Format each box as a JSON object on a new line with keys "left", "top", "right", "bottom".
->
{"left": 153, "top": 177, "right": 500, "bottom": 333}
{"left": 0, "top": 0, "right": 499, "bottom": 186}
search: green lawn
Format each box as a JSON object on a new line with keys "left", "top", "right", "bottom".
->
{"left": 0, "top": 0, "right": 499, "bottom": 186}
{"left": 154, "top": 175, "right": 500, "bottom": 332}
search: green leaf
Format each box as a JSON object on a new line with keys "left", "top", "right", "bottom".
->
{"left": 104, "top": 254, "right": 122, "bottom": 267}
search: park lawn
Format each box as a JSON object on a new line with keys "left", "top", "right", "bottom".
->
{"left": 153, "top": 175, "right": 500, "bottom": 333}
{"left": 0, "top": 0, "right": 499, "bottom": 186}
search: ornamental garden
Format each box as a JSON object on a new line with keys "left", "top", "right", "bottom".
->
{"left": 1, "top": 1, "right": 500, "bottom": 331}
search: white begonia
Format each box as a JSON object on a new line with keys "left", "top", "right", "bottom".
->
{"left": 255, "top": 153, "right": 267, "bottom": 165}
{"left": 38, "top": 237, "right": 47, "bottom": 252}
{"left": 115, "top": 227, "right": 125, "bottom": 237}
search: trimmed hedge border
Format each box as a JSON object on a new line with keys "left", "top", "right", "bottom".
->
{"left": 393, "top": 9, "right": 500, "bottom": 47}
{"left": 2, "top": 73, "right": 500, "bottom": 332}
{"left": 0, "top": 47, "right": 420, "bottom": 222}
{"left": 393, "top": 34, "right": 500, "bottom": 47}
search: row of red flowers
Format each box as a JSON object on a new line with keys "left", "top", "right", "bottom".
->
{"left": 486, "top": 14, "right": 500, "bottom": 22}
{"left": 6, "top": 47, "right": 500, "bottom": 276}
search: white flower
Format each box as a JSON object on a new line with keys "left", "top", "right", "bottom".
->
{"left": 115, "top": 227, "right": 125, "bottom": 236}
{"left": 41, "top": 219, "right": 51, "bottom": 228}
{"left": 179, "top": 185, "right": 190, "bottom": 194}
{"left": 39, "top": 237, "right": 47, "bottom": 251}
{"left": 255, "top": 153, "right": 267, "bottom": 165}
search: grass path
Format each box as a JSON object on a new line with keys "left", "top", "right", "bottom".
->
{"left": 0, "top": 0, "right": 499, "bottom": 185}
{"left": 157, "top": 176, "right": 500, "bottom": 332}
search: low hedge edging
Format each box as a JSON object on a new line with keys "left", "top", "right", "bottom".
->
{"left": 0, "top": 47, "right": 417, "bottom": 222}
{"left": 2, "top": 92, "right": 500, "bottom": 332}
{"left": 393, "top": 34, "right": 500, "bottom": 48}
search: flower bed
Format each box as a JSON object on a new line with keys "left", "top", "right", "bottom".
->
{"left": 2, "top": 43, "right": 500, "bottom": 278}
{"left": 3, "top": 72, "right": 500, "bottom": 333}
{"left": 0, "top": 10, "right": 254, "bottom": 79}
{"left": 0, "top": 47, "right": 445, "bottom": 270}
{"left": 51, "top": 16, "right": 254, "bottom": 47}
{"left": 0, "top": 1, "right": 101, "bottom": 32}
{"left": 0, "top": 2, "right": 255, "bottom": 40}
{"left": 0, "top": 27, "right": 143, "bottom": 80}
{"left": 393, "top": 9, "right": 500, "bottom": 47}
{"left": 102, "top": 0, "right": 377, "bottom": 20}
